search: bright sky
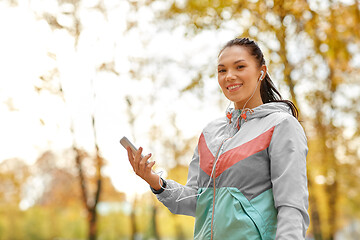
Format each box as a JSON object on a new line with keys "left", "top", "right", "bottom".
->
{"left": 0, "top": 0, "right": 237, "bottom": 200}
{"left": 1, "top": 0, "right": 358, "bottom": 203}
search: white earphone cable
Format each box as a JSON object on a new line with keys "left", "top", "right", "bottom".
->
{"left": 153, "top": 72, "right": 264, "bottom": 202}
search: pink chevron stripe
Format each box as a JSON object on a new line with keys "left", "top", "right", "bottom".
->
{"left": 198, "top": 133, "right": 215, "bottom": 176}
{"left": 215, "top": 126, "right": 275, "bottom": 178}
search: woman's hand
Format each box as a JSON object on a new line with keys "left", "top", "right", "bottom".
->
{"left": 127, "top": 146, "right": 162, "bottom": 190}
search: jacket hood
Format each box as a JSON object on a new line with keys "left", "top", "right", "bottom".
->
{"left": 226, "top": 102, "right": 292, "bottom": 123}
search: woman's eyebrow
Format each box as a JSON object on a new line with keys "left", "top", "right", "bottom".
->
{"left": 234, "top": 59, "right": 245, "bottom": 64}
{"left": 218, "top": 59, "right": 245, "bottom": 67}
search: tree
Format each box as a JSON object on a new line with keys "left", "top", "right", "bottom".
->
{"left": 127, "top": 0, "right": 360, "bottom": 239}
{"left": 32, "top": 0, "right": 114, "bottom": 238}
{"left": 0, "top": 158, "right": 29, "bottom": 206}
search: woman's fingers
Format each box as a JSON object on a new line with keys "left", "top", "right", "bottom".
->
{"left": 139, "top": 153, "right": 151, "bottom": 168}
{"left": 134, "top": 147, "right": 143, "bottom": 171}
{"left": 147, "top": 160, "right": 156, "bottom": 170}
{"left": 127, "top": 146, "right": 155, "bottom": 179}
{"left": 127, "top": 147, "right": 135, "bottom": 169}
{"left": 138, "top": 152, "right": 152, "bottom": 175}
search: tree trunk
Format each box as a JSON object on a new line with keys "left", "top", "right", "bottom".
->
{"left": 74, "top": 147, "right": 102, "bottom": 240}
{"left": 307, "top": 171, "right": 323, "bottom": 240}
{"left": 88, "top": 209, "right": 97, "bottom": 240}
{"left": 175, "top": 220, "right": 185, "bottom": 240}
{"left": 326, "top": 180, "right": 337, "bottom": 240}
{"left": 130, "top": 197, "right": 138, "bottom": 240}
{"left": 275, "top": 0, "right": 298, "bottom": 108}
{"left": 150, "top": 204, "right": 160, "bottom": 240}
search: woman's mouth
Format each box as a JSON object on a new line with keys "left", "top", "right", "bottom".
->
{"left": 227, "top": 84, "right": 243, "bottom": 92}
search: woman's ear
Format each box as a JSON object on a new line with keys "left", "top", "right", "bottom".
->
{"left": 259, "top": 65, "right": 267, "bottom": 81}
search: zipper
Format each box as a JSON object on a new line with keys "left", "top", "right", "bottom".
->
{"left": 210, "top": 138, "right": 229, "bottom": 240}
{"left": 210, "top": 117, "right": 242, "bottom": 240}
{"left": 210, "top": 171, "right": 216, "bottom": 240}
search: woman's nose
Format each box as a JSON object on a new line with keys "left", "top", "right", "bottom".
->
{"left": 225, "top": 69, "right": 236, "bottom": 81}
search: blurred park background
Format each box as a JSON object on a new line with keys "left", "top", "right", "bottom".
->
{"left": 0, "top": 0, "right": 359, "bottom": 239}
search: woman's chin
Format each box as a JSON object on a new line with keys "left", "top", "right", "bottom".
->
{"left": 225, "top": 95, "right": 245, "bottom": 105}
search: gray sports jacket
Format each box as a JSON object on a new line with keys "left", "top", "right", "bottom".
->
{"left": 156, "top": 102, "right": 309, "bottom": 239}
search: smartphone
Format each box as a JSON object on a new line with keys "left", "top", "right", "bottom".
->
{"left": 120, "top": 136, "right": 144, "bottom": 158}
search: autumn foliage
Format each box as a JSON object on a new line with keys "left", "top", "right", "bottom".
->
{"left": 1, "top": 0, "right": 360, "bottom": 240}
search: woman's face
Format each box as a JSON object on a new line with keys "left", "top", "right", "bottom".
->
{"left": 218, "top": 46, "right": 265, "bottom": 110}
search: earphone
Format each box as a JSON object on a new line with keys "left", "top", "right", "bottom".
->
{"left": 259, "top": 70, "right": 265, "bottom": 81}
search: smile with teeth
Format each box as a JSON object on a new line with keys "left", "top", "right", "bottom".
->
{"left": 227, "top": 84, "right": 243, "bottom": 90}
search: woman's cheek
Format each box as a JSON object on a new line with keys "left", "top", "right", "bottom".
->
{"left": 218, "top": 77, "right": 225, "bottom": 89}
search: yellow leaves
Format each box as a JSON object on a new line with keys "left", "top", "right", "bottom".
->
{"left": 167, "top": 164, "right": 189, "bottom": 184}
{"left": 180, "top": 72, "right": 203, "bottom": 93}
{"left": 0, "top": 158, "right": 29, "bottom": 205}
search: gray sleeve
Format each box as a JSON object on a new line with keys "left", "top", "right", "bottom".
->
{"left": 155, "top": 146, "right": 199, "bottom": 217}
{"left": 268, "top": 116, "right": 310, "bottom": 239}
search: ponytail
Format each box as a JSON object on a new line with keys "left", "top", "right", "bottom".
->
{"left": 260, "top": 73, "right": 298, "bottom": 119}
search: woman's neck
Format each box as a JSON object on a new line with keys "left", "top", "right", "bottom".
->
{"left": 234, "top": 98, "right": 263, "bottom": 110}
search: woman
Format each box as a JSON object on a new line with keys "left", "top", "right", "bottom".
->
{"left": 127, "top": 38, "right": 309, "bottom": 239}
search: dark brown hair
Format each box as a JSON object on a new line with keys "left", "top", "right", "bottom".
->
{"left": 219, "top": 37, "right": 298, "bottom": 119}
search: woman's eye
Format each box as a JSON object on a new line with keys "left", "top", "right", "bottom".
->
{"left": 237, "top": 65, "right": 245, "bottom": 69}
{"left": 218, "top": 69, "right": 226, "bottom": 73}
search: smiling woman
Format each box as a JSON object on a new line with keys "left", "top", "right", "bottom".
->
{"left": 217, "top": 45, "right": 266, "bottom": 111}
{"left": 218, "top": 38, "right": 298, "bottom": 119}
{"left": 126, "top": 37, "right": 310, "bottom": 240}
